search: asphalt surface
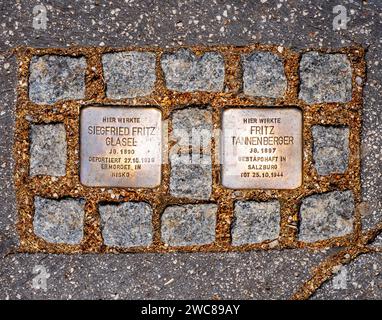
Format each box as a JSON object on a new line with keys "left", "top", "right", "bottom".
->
{"left": 0, "top": 0, "right": 381, "bottom": 299}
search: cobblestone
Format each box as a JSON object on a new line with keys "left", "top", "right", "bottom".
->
{"left": 34, "top": 197, "right": 85, "bottom": 244}
{"left": 99, "top": 202, "right": 153, "bottom": 247}
{"left": 161, "top": 49, "right": 224, "bottom": 92}
{"left": 232, "top": 200, "right": 280, "bottom": 245}
{"left": 171, "top": 106, "right": 212, "bottom": 153}
{"left": 102, "top": 51, "right": 156, "bottom": 99}
{"left": 169, "top": 106, "right": 213, "bottom": 200}
{"left": 161, "top": 204, "right": 217, "bottom": 246}
{"left": 29, "top": 55, "right": 86, "bottom": 104}
{"left": 299, "top": 52, "right": 352, "bottom": 104}
{"left": 312, "top": 125, "right": 350, "bottom": 176}
{"left": 242, "top": 51, "right": 287, "bottom": 98}
{"left": 299, "top": 191, "right": 354, "bottom": 242}
{"left": 169, "top": 154, "right": 212, "bottom": 200}
{"left": 29, "top": 123, "right": 67, "bottom": 177}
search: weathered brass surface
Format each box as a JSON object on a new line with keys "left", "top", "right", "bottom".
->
{"left": 221, "top": 108, "right": 303, "bottom": 189}
{"left": 80, "top": 106, "right": 162, "bottom": 188}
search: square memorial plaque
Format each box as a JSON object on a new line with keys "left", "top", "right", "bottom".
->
{"left": 80, "top": 106, "right": 162, "bottom": 188}
{"left": 221, "top": 108, "right": 302, "bottom": 189}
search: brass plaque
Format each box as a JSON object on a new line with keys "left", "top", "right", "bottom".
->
{"left": 80, "top": 106, "right": 162, "bottom": 188}
{"left": 221, "top": 108, "right": 302, "bottom": 189}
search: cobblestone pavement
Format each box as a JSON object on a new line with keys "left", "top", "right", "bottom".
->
{"left": 0, "top": 0, "right": 381, "bottom": 299}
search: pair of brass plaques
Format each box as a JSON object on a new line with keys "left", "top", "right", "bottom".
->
{"left": 80, "top": 106, "right": 302, "bottom": 189}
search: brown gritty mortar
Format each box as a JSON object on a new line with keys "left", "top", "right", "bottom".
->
{"left": 13, "top": 44, "right": 366, "bottom": 256}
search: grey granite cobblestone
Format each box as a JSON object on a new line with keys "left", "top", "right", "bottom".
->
{"left": 102, "top": 51, "right": 156, "bottom": 99}
{"left": 99, "top": 202, "right": 153, "bottom": 247}
{"left": 299, "top": 52, "right": 352, "bottom": 104}
{"left": 161, "top": 49, "right": 224, "bottom": 92}
{"left": 169, "top": 107, "right": 213, "bottom": 200}
{"left": 29, "top": 123, "right": 67, "bottom": 177}
{"left": 299, "top": 190, "right": 354, "bottom": 242}
{"left": 232, "top": 200, "right": 280, "bottom": 245}
{"left": 243, "top": 51, "right": 287, "bottom": 98}
{"left": 169, "top": 153, "right": 212, "bottom": 200}
{"left": 312, "top": 125, "right": 350, "bottom": 176}
{"left": 29, "top": 55, "right": 86, "bottom": 104}
{"left": 161, "top": 204, "right": 217, "bottom": 246}
{"left": 34, "top": 197, "right": 85, "bottom": 244}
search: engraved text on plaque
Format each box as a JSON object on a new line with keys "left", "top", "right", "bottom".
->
{"left": 221, "top": 108, "right": 302, "bottom": 189}
{"left": 80, "top": 106, "right": 162, "bottom": 188}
